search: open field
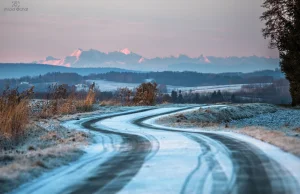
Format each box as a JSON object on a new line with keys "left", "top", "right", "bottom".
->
{"left": 87, "top": 79, "right": 267, "bottom": 93}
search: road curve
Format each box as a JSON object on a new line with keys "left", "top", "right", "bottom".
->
{"left": 135, "top": 108, "right": 300, "bottom": 194}
{"left": 11, "top": 106, "right": 300, "bottom": 194}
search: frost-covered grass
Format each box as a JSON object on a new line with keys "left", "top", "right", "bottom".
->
{"left": 157, "top": 103, "right": 277, "bottom": 127}
{"left": 229, "top": 109, "right": 300, "bottom": 130}
{"left": 0, "top": 122, "right": 89, "bottom": 193}
{"left": 157, "top": 103, "right": 300, "bottom": 156}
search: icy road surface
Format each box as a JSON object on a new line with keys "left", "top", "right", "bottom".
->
{"left": 11, "top": 106, "right": 300, "bottom": 194}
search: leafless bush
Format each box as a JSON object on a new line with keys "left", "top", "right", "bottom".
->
{"left": 133, "top": 82, "right": 158, "bottom": 105}
{"left": 116, "top": 87, "right": 132, "bottom": 105}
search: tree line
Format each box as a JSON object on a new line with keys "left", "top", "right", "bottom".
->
{"left": 0, "top": 70, "right": 283, "bottom": 92}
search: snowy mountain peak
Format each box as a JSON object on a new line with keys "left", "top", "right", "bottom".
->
{"left": 138, "top": 57, "right": 145, "bottom": 63}
{"left": 203, "top": 56, "right": 211, "bottom": 63}
{"left": 120, "top": 48, "right": 131, "bottom": 55}
{"left": 198, "top": 55, "right": 211, "bottom": 63}
{"left": 35, "top": 48, "right": 279, "bottom": 72}
{"left": 70, "top": 49, "right": 83, "bottom": 59}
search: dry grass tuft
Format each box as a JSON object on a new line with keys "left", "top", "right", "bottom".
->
{"left": 39, "top": 131, "right": 59, "bottom": 141}
{"left": 100, "top": 100, "right": 121, "bottom": 106}
{"left": 239, "top": 126, "right": 300, "bottom": 156}
{"left": 37, "top": 83, "right": 96, "bottom": 118}
{"left": 0, "top": 87, "right": 33, "bottom": 141}
{"left": 293, "top": 127, "right": 300, "bottom": 133}
{"left": 34, "top": 160, "right": 48, "bottom": 169}
{"left": 75, "top": 89, "right": 95, "bottom": 112}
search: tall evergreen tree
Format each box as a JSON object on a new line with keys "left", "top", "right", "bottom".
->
{"left": 261, "top": 0, "right": 300, "bottom": 106}
{"left": 216, "top": 90, "right": 224, "bottom": 102}
{"left": 178, "top": 90, "right": 184, "bottom": 103}
{"left": 231, "top": 94, "right": 237, "bottom": 103}
{"left": 194, "top": 93, "right": 200, "bottom": 104}
{"left": 211, "top": 91, "right": 217, "bottom": 103}
{"left": 171, "top": 90, "right": 178, "bottom": 103}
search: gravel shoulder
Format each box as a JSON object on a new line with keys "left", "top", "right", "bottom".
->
{"left": 157, "top": 103, "right": 300, "bottom": 156}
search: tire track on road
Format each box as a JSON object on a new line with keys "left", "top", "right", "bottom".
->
{"left": 135, "top": 108, "right": 300, "bottom": 194}
{"left": 69, "top": 108, "right": 158, "bottom": 194}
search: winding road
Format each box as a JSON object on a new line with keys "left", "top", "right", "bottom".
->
{"left": 12, "top": 106, "right": 300, "bottom": 194}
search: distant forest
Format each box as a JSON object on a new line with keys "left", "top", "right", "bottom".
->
{"left": 0, "top": 69, "right": 284, "bottom": 90}
{"left": 0, "top": 63, "right": 135, "bottom": 79}
{"left": 86, "top": 70, "right": 283, "bottom": 86}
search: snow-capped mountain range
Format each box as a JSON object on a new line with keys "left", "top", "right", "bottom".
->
{"left": 34, "top": 48, "right": 280, "bottom": 73}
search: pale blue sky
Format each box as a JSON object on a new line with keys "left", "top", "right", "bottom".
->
{"left": 0, "top": 0, "right": 278, "bottom": 62}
